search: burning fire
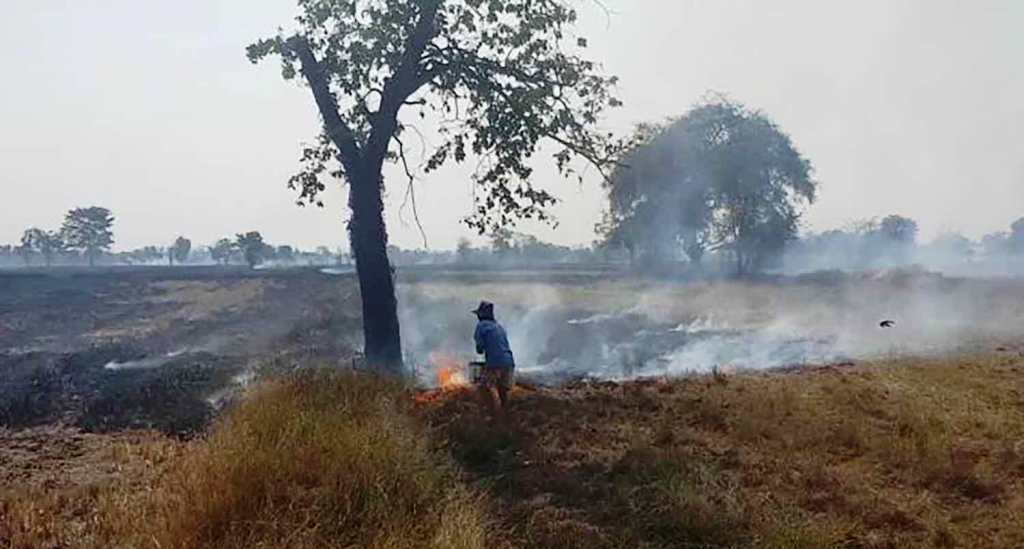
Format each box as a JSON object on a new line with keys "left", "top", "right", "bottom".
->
{"left": 431, "top": 351, "right": 469, "bottom": 390}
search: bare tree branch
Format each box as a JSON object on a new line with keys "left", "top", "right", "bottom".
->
{"left": 394, "top": 134, "right": 429, "bottom": 249}
{"left": 285, "top": 36, "right": 363, "bottom": 170}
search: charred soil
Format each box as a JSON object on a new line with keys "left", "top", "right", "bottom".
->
{"left": 0, "top": 267, "right": 362, "bottom": 435}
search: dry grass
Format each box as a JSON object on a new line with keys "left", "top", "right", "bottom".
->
{"left": 4, "top": 352, "right": 1022, "bottom": 548}
{"left": 119, "top": 371, "right": 490, "bottom": 549}
{"left": 1, "top": 372, "right": 491, "bottom": 549}
{"left": 0, "top": 433, "right": 183, "bottom": 548}
{"left": 423, "top": 352, "right": 1024, "bottom": 548}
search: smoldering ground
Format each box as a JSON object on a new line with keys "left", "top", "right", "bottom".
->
{"left": 3, "top": 266, "right": 1022, "bottom": 432}
{"left": 398, "top": 268, "right": 1024, "bottom": 386}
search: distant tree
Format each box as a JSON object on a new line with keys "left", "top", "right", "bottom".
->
{"left": 598, "top": 121, "right": 697, "bottom": 266}
{"left": 516, "top": 234, "right": 574, "bottom": 263}
{"left": 61, "top": 207, "right": 114, "bottom": 267}
{"left": 306, "top": 246, "right": 329, "bottom": 265}
{"left": 334, "top": 247, "right": 349, "bottom": 266}
{"left": 15, "top": 245, "right": 32, "bottom": 266}
{"left": 236, "top": 232, "right": 270, "bottom": 269}
{"left": 845, "top": 218, "right": 880, "bottom": 236}
{"left": 595, "top": 210, "right": 638, "bottom": 264}
{"left": 700, "top": 102, "right": 816, "bottom": 275}
{"left": 211, "top": 238, "right": 236, "bottom": 266}
{"left": 16, "top": 232, "right": 35, "bottom": 266}
{"left": 1009, "top": 217, "right": 1024, "bottom": 254}
{"left": 168, "top": 236, "right": 192, "bottom": 266}
{"left": 877, "top": 215, "right": 918, "bottom": 245}
{"left": 20, "top": 228, "right": 66, "bottom": 267}
{"left": 601, "top": 100, "right": 816, "bottom": 275}
{"left": 930, "top": 233, "right": 973, "bottom": 260}
{"left": 312, "top": 245, "right": 330, "bottom": 263}
{"left": 490, "top": 228, "right": 515, "bottom": 258}
{"left": 248, "top": 0, "right": 625, "bottom": 372}
{"left": 127, "top": 246, "right": 164, "bottom": 264}
{"left": 456, "top": 238, "right": 473, "bottom": 264}
{"left": 275, "top": 245, "right": 296, "bottom": 263}
{"left": 980, "top": 232, "right": 1008, "bottom": 257}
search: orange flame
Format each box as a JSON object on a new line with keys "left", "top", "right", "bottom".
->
{"left": 430, "top": 351, "right": 469, "bottom": 390}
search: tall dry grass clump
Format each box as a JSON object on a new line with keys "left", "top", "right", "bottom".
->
{"left": 109, "top": 371, "right": 489, "bottom": 549}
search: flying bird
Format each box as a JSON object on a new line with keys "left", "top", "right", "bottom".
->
{"left": 879, "top": 320, "right": 896, "bottom": 328}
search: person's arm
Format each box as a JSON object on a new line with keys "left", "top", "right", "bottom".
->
{"left": 474, "top": 323, "right": 485, "bottom": 355}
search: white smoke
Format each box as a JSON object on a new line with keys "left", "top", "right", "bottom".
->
{"left": 397, "top": 269, "right": 1023, "bottom": 385}
{"left": 104, "top": 348, "right": 188, "bottom": 371}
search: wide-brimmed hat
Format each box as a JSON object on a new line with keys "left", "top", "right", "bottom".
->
{"left": 471, "top": 301, "right": 494, "bottom": 317}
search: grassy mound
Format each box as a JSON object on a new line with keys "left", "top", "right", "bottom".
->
{"left": 129, "top": 372, "right": 489, "bottom": 548}
{"left": 2, "top": 372, "right": 490, "bottom": 549}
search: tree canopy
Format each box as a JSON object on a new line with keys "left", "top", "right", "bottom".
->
{"left": 170, "top": 236, "right": 192, "bottom": 265}
{"left": 236, "top": 232, "right": 270, "bottom": 269}
{"left": 600, "top": 100, "right": 816, "bottom": 275}
{"left": 211, "top": 238, "right": 236, "bottom": 265}
{"left": 61, "top": 207, "right": 114, "bottom": 267}
{"left": 20, "top": 228, "right": 65, "bottom": 267}
{"left": 248, "top": 0, "right": 623, "bottom": 233}
{"left": 1009, "top": 217, "right": 1024, "bottom": 253}
{"left": 878, "top": 215, "right": 919, "bottom": 245}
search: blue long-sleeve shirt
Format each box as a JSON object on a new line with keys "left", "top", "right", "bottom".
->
{"left": 474, "top": 319, "right": 515, "bottom": 367}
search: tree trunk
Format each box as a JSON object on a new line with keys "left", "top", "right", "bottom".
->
{"left": 349, "top": 167, "right": 403, "bottom": 374}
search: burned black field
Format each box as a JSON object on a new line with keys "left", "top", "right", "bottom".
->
{"left": 4, "top": 266, "right": 1024, "bottom": 435}
{"left": 0, "top": 267, "right": 363, "bottom": 435}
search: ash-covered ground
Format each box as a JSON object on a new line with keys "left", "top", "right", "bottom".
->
{"left": 3, "top": 266, "right": 1023, "bottom": 435}
{"left": 0, "top": 267, "right": 362, "bottom": 436}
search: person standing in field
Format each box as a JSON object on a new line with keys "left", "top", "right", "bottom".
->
{"left": 472, "top": 301, "right": 515, "bottom": 415}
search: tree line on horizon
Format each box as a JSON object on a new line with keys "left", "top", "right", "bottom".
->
{"left": 5, "top": 204, "right": 1023, "bottom": 273}
{"left": 0, "top": 207, "right": 356, "bottom": 269}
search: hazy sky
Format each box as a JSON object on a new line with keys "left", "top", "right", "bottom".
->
{"left": 2, "top": 1, "right": 1022, "bottom": 251}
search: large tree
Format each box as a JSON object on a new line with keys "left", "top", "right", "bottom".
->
{"left": 598, "top": 121, "right": 711, "bottom": 266}
{"left": 600, "top": 100, "right": 816, "bottom": 275}
{"left": 61, "top": 207, "right": 114, "bottom": 267}
{"left": 249, "top": 0, "right": 623, "bottom": 373}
